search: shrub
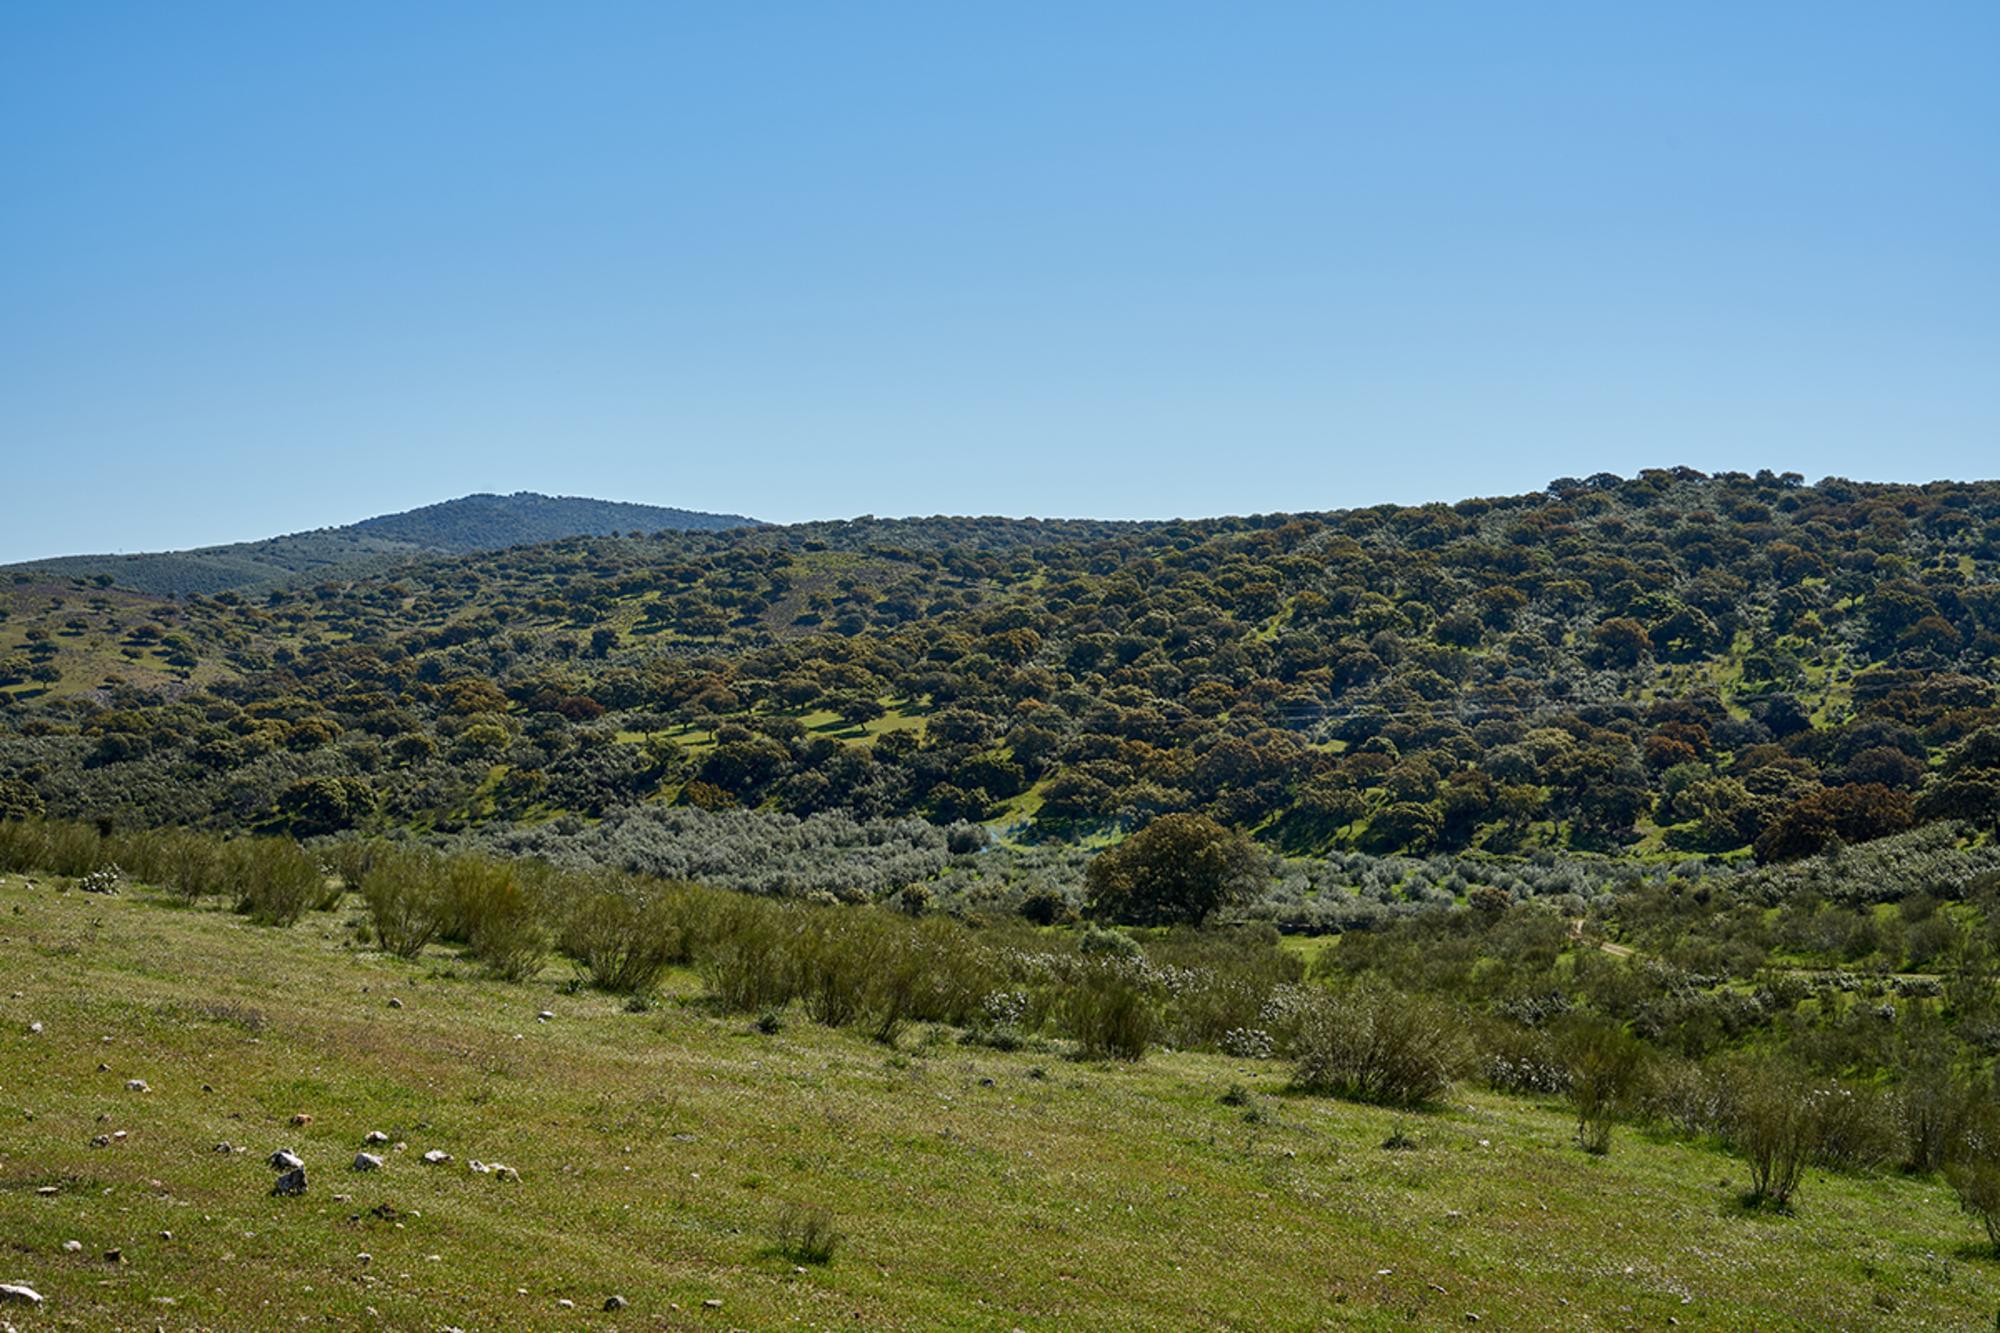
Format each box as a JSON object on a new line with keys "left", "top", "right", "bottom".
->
{"left": 157, "top": 830, "right": 227, "bottom": 903}
{"left": 1728, "top": 1064, "right": 1817, "bottom": 1208}
{"left": 429, "top": 854, "right": 547, "bottom": 980}
{"left": 1946, "top": 1097, "right": 2000, "bottom": 1253}
{"left": 773, "top": 1203, "right": 839, "bottom": 1265}
{"left": 792, "top": 910, "right": 880, "bottom": 1029}
{"left": 1077, "top": 923, "right": 1141, "bottom": 958}
{"left": 1803, "top": 1079, "right": 1895, "bottom": 1173}
{"left": 1891, "top": 1017, "right": 1971, "bottom": 1173}
{"left": 361, "top": 847, "right": 449, "bottom": 958}
{"left": 557, "top": 878, "right": 692, "bottom": 994}
{"left": 1290, "top": 985, "right": 1469, "bottom": 1107}
{"left": 1557, "top": 1015, "right": 1648, "bottom": 1154}
{"left": 1057, "top": 960, "right": 1156, "bottom": 1060}
{"left": 467, "top": 876, "right": 548, "bottom": 981}
{"left": 1017, "top": 887, "right": 1075, "bottom": 926}
{"left": 0, "top": 818, "right": 109, "bottom": 877}
{"left": 697, "top": 898, "right": 795, "bottom": 1013}
{"left": 230, "top": 837, "right": 326, "bottom": 926}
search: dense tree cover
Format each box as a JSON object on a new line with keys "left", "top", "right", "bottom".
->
{"left": 5, "top": 468, "right": 2000, "bottom": 869}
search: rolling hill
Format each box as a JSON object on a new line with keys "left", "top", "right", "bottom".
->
{"left": 1, "top": 492, "right": 761, "bottom": 597}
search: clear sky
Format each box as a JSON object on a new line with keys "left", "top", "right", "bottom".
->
{"left": 3, "top": 2, "right": 1996, "bottom": 562}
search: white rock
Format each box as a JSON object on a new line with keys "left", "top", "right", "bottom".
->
{"left": 364, "top": 1130, "right": 390, "bottom": 1145}
{"left": 537, "top": 1010, "right": 555, "bottom": 1022}
{"left": 26, "top": 1023, "right": 41, "bottom": 1035}
{"left": 421, "top": 1150, "right": 451, "bottom": 1165}
{"left": 0, "top": 1284, "right": 44, "bottom": 1307}
{"left": 126, "top": 1079, "right": 151, "bottom": 1094}
{"left": 352, "top": 1152, "right": 384, "bottom": 1172}
{"left": 467, "top": 1160, "right": 490, "bottom": 1174}
{"left": 268, "top": 1149, "right": 304, "bottom": 1171}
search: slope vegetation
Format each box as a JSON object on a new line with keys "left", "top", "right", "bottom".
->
{"left": 2, "top": 870, "right": 1990, "bottom": 1330}
{"left": 3, "top": 469, "right": 1998, "bottom": 871}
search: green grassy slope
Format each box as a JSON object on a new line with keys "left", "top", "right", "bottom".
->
{"left": 2, "top": 876, "right": 1991, "bottom": 1330}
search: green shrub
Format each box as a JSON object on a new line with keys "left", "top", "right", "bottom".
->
{"left": 791, "top": 909, "right": 885, "bottom": 1029}
{"left": 1946, "top": 1097, "right": 2000, "bottom": 1253}
{"left": 1057, "top": 961, "right": 1156, "bottom": 1060}
{"left": 773, "top": 1202, "right": 839, "bottom": 1265}
{"left": 165, "top": 831, "right": 230, "bottom": 902}
{"left": 1290, "top": 985, "right": 1469, "bottom": 1107}
{"left": 0, "top": 818, "right": 110, "bottom": 878}
{"left": 362, "top": 847, "right": 448, "bottom": 957}
{"left": 697, "top": 898, "right": 795, "bottom": 1012}
{"left": 1729, "top": 1064, "right": 1817, "bottom": 1208}
{"left": 229, "top": 837, "right": 326, "bottom": 925}
{"left": 1557, "top": 1015, "right": 1648, "bottom": 1154}
{"left": 557, "top": 878, "right": 690, "bottom": 994}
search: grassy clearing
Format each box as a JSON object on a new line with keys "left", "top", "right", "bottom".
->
{"left": 1, "top": 876, "right": 1995, "bottom": 1329}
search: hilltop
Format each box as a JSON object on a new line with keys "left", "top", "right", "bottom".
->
{"left": 1, "top": 491, "right": 761, "bottom": 597}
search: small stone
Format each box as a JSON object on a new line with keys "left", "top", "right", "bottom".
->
{"left": 604, "top": 1295, "right": 628, "bottom": 1310}
{"left": 34, "top": 1186, "right": 57, "bottom": 1197}
{"left": 422, "top": 1150, "right": 451, "bottom": 1165}
{"left": 357, "top": 1253, "right": 371, "bottom": 1264}
{"left": 468, "top": 1160, "right": 490, "bottom": 1174}
{"left": 537, "top": 1010, "right": 555, "bottom": 1022}
{"left": 271, "top": 1166, "right": 308, "bottom": 1197}
{"left": 126, "top": 1079, "right": 151, "bottom": 1093}
{"left": 364, "top": 1130, "right": 390, "bottom": 1145}
{"left": 557, "top": 1298, "right": 575, "bottom": 1309}
{"left": 90, "top": 1134, "right": 112, "bottom": 1148}
{"left": 62, "top": 1240, "right": 82, "bottom": 1253}
{"left": 290, "top": 1113, "right": 313, "bottom": 1126}
{"left": 0, "top": 1285, "right": 43, "bottom": 1308}
{"left": 493, "top": 1164, "right": 520, "bottom": 1182}
{"left": 268, "top": 1149, "right": 304, "bottom": 1171}
{"left": 102, "top": 1248, "right": 123, "bottom": 1264}
{"left": 703, "top": 1297, "right": 723, "bottom": 1309}
{"left": 213, "top": 1142, "right": 235, "bottom": 1154}
{"left": 387, "top": 997, "right": 402, "bottom": 1009}
{"left": 352, "top": 1152, "right": 384, "bottom": 1172}
{"left": 26, "top": 1022, "right": 41, "bottom": 1035}
{"left": 159, "top": 1231, "right": 173, "bottom": 1241}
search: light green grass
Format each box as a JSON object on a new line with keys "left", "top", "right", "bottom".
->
{"left": 1, "top": 876, "right": 1995, "bottom": 1329}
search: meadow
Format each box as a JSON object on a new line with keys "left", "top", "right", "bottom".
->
{"left": 3, "top": 866, "right": 1995, "bottom": 1330}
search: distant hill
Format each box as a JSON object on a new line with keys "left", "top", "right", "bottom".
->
{"left": 3, "top": 492, "right": 761, "bottom": 597}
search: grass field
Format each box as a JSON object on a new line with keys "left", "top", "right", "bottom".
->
{"left": 2, "top": 875, "right": 1996, "bottom": 1330}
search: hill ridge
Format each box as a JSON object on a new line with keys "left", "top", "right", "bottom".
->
{"left": 2, "top": 490, "right": 762, "bottom": 596}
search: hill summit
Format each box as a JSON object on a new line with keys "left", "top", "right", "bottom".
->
{"left": 3, "top": 491, "right": 761, "bottom": 596}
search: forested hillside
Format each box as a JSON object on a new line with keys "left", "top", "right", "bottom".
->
{"left": 0, "top": 491, "right": 760, "bottom": 597}
{"left": 4, "top": 467, "right": 1999, "bottom": 877}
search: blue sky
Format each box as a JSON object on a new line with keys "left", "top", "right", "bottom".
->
{"left": 3, "top": 2, "right": 1995, "bottom": 562}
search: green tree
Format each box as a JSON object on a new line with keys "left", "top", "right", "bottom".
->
{"left": 1083, "top": 813, "right": 1262, "bottom": 926}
